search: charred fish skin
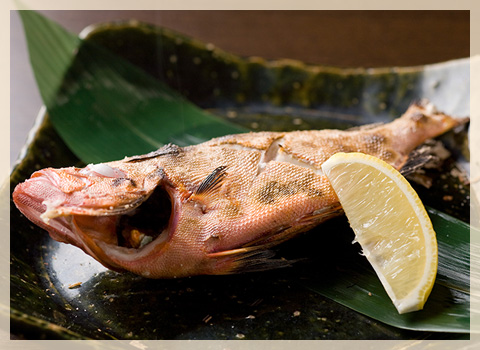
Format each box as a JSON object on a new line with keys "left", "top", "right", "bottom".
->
{"left": 12, "top": 101, "right": 467, "bottom": 278}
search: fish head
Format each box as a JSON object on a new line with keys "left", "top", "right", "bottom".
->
{"left": 12, "top": 153, "right": 204, "bottom": 278}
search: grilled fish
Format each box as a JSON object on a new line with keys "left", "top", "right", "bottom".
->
{"left": 12, "top": 101, "right": 465, "bottom": 278}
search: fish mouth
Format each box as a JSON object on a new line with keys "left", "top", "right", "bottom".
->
{"left": 114, "top": 183, "right": 173, "bottom": 249}
{"left": 13, "top": 169, "right": 177, "bottom": 271}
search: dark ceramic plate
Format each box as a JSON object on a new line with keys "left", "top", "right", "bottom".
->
{"left": 10, "top": 21, "right": 470, "bottom": 340}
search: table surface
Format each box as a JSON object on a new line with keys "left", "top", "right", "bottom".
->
{"left": 10, "top": 10, "right": 470, "bottom": 169}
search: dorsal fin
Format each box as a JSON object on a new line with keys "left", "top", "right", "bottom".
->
{"left": 346, "top": 122, "right": 385, "bottom": 132}
{"left": 195, "top": 166, "right": 227, "bottom": 196}
{"left": 126, "top": 144, "right": 181, "bottom": 162}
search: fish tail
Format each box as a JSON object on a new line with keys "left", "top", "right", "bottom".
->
{"left": 395, "top": 100, "right": 468, "bottom": 141}
{"left": 385, "top": 100, "right": 468, "bottom": 169}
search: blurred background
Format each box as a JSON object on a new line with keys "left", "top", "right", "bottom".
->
{"left": 10, "top": 10, "right": 470, "bottom": 169}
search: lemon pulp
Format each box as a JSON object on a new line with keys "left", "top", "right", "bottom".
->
{"left": 322, "top": 152, "right": 438, "bottom": 314}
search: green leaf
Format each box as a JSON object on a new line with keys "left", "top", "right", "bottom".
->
{"left": 19, "top": 10, "right": 248, "bottom": 164}
{"left": 18, "top": 11, "right": 80, "bottom": 108}
{"left": 302, "top": 206, "right": 471, "bottom": 333}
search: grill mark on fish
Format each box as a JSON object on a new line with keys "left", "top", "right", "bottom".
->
{"left": 147, "top": 167, "right": 167, "bottom": 180}
{"left": 112, "top": 177, "right": 137, "bottom": 187}
{"left": 257, "top": 181, "right": 295, "bottom": 204}
{"left": 257, "top": 179, "right": 323, "bottom": 205}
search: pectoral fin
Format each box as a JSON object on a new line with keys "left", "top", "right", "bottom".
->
{"left": 195, "top": 166, "right": 227, "bottom": 196}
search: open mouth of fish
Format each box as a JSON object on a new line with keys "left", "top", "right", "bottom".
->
{"left": 13, "top": 167, "right": 176, "bottom": 270}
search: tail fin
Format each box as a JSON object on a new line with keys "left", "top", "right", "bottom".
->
{"left": 386, "top": 100, "right": 468, "bottom": 169}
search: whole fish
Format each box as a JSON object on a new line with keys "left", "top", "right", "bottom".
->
{"left": 13, "top": 101, "right": 465, "bottom": 278}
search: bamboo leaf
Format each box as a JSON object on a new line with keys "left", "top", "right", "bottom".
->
{"left": 18, "top": 11, "right": 80, "bottom": 108}
{"left": 302, "top": 207, "right": 471, "bottom": 333}
{"left": 19, "top": 10, "right": 248, "bottom": 164}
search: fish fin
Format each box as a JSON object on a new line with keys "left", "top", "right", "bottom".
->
{"left": 195, "top": 166, "right": 227, "bottom": 196}
{"left": 227, "top": 250, "right": 295, "bottom": 274}
{"left": 346, "top": 122, "right": 385, "bottom": 131}
{"left": 207, "top": 247, "right": 251, "bottom": 258}
{"left": 126, "top": 144, "right": 181, "bottom": 162}
{"left": 209, "top": 247, "right": 294, "bottom": 274}
{"left": 211, "top": 205, "right": 344, "bottom": 274}
{"left": 401, "top": 139, "right": 450, "bottom": 177}
{"left": 207, "top": 222, "right": 319, "bottom": 275}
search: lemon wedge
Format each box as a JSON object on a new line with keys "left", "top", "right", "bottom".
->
{"left": 321, "top": 152, "right": 438, "bottom": 314}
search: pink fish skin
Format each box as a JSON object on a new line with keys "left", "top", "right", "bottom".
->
{"left": 12, "top": 101, "right": 465, "bottom": 278}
